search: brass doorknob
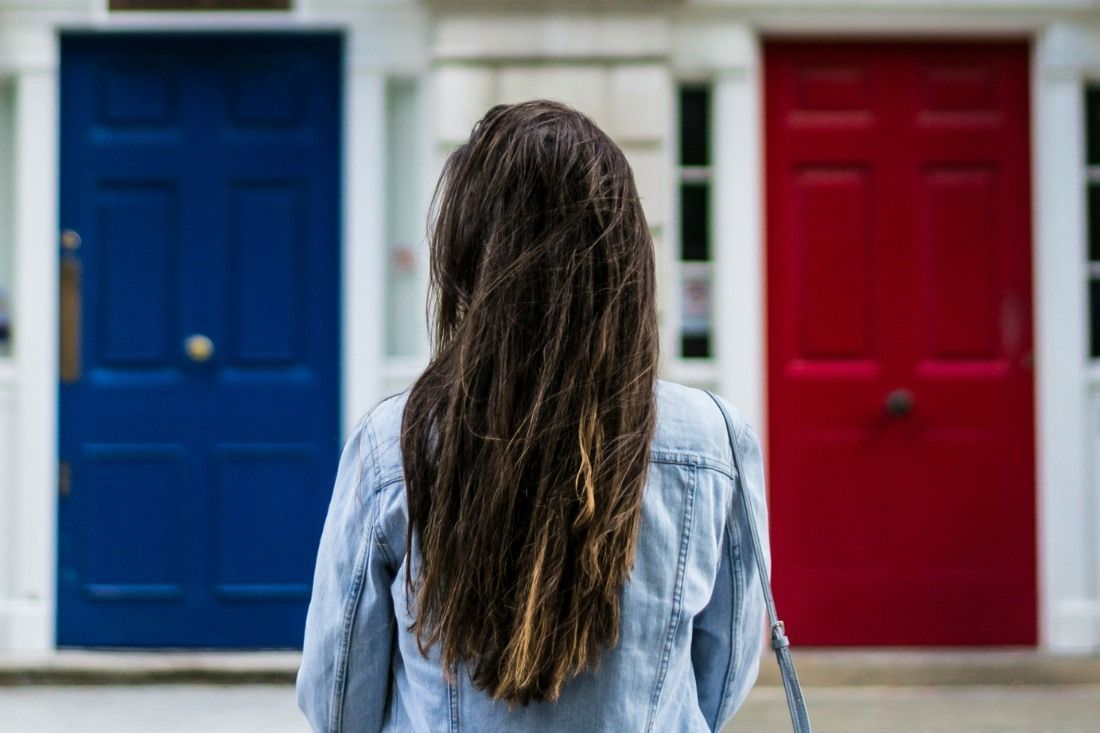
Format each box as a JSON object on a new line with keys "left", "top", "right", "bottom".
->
{"left": 184, "top": 334, "right": 215, "bottom": 363}
{"left": 884, "top": 388, "right": 914, "bottom": 418}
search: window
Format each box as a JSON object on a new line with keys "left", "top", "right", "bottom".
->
{"left": 384, "top": 78, "right": 426, "bottom": 362}
{"left": 1087, "top": 86, "right": 1100, "bottom": 358}
{"left": 0, "top": 80, "right": 13, "bottom": 357}
{"left": 677, "top": 86, "right": 713, "bottom": 359}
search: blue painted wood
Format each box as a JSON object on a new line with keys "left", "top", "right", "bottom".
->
{"left": 58, "top": 34, "right": 342, "bottom": 647}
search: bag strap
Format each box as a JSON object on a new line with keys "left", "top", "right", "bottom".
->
{"left": 703, "top": 390, "right": 813, "bottom": 733}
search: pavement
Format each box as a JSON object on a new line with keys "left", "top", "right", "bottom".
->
{"left": 727, "top": 684, "right": 1100, "bottom": 733}
{"left": 0, "top": 681, "right": 1097, "bottom": 732}
{"left": 0, "top": 685, "right": 308, "bottom": 733}
{"left": 0, "top": 650, "right": 1097, "bottom": 732}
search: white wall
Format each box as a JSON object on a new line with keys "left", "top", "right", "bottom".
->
{"left": 431, "top": 10, "right": 676, "bottom": 379}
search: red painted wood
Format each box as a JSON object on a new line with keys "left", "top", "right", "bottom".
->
{"left": 764, "top": 41, "right": 1036, "bottom": 645}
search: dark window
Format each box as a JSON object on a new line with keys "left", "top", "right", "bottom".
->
{"left": 1091, "top": 184, "right": 1100, "bottom": 263}
{"left": 679, "top": 87, "right": 710, "bottom": 167}
{"left": 110, "top": 0, "right": 290, "bottom": 10}
{"left": 1091, "top": 280, "right": 1100, "bottom": 358}
{"left": 680, "top": 183, "right": 710, "bottom": 261}
{"left": 681, "top": 334, "right": 711, "bottom": 359}
{"left": 677, "top": 85, "right": 713, "bottom": 360}
{"left": 1088, "top": 87, "right": 1100, "bottom": 166}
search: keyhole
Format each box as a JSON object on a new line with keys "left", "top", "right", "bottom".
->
{"left": 884, "top": 388, "right": 914, "bottom": 418}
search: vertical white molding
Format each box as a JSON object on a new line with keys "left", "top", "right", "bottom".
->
{"left": 342, "top": 50, "right": 387, "bottom": 436}
{"left": 1033, "top": 29, "right": 1098, "bottom": 650}
{"left": 0, "top": 367, "right": 17, "bottom": 647}
{"left": 712, "top": 44, "right": 766, "bottom": 439}
{"left": 7, "top": 65, "right": 58, "bottom": 652}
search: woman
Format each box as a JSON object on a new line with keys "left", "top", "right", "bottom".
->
{"left": 297, "top": 100, "right": 770, "bottom": 733}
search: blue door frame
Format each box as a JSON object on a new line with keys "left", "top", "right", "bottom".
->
{"left": 58, "top": 33, "right": 343, "bottom": 647}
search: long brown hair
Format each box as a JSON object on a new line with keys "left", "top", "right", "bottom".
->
{"left": 400, "top": 100, "right": 659, "bottom": 705}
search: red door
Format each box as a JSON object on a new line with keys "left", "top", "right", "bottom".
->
{"left": 764, "top": 41, "right": 1035, "bottom": 645}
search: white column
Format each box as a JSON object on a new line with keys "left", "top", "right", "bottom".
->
{"left": 342, "top": 50, "right": 387, "bottom": 436}
{"left": 3, "top": 65, "right": 59, "bottom": 652}
{"left": 712, "top": 49, "right": 766, "bottom": 439}
{"left": 1033, "top": 28, "right": 1099, "bottom": 650}
{"left": 0, "top": 363, "right": 18, "bottom": 647}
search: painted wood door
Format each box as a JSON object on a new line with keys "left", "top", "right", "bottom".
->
{"left": 764, "top": 41, "right": 1035, "bottom": 645}
{"left": 58, "top": 34, "right": 342, "bottom": 647}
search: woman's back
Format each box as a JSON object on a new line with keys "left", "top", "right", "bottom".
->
{"left": 297, "top": 378, "right": 768, "bottom": 733}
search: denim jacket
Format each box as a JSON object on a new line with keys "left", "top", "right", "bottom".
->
{"left": 297, "top": 379, "right": 770, "bottom": 733}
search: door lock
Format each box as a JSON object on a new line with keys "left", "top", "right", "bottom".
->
{"left": 884, "top": 388, "right": 914, "bottom": 418}
{"left": 184, "top": 334, "right": 215, "bottom": 363}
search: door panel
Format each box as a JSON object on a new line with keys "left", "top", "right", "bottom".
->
{"left": 58, "top": 34, "right": 342, "bottom": 647}
{"left": 765, "top": 42, "right": 1035, "bottom": 645}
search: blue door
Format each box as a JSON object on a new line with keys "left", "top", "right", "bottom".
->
{"left": 58, "top": 34, "right": 342, "bottom": 647}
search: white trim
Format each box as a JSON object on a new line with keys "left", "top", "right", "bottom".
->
{"left": 712, "top": 48, "right": 766, "bottom": 440}
{"left": 0, "top": 365, "right": 19, "bottom": 648}
{"left": 4, "top": 65, "right": 60, "bottom": 651}
{"left": 342, "top": 56, "right": 387, "bottom": 434}
{"left": 1034, "top": 24, "right": 1100, "bottom": 651}
{"left": 434, "top": 12, "right": 671, "bottom": 61}
{"left": 678, "top": 166, "right": 712, "bottom": 184}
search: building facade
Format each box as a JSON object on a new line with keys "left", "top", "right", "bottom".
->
{"left": 0, "top": 0, "right": 1097, "bottom": 652}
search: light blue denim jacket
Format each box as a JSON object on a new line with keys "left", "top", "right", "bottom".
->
{"left": 297, "top": 379, "right": 770, "bottom": 733}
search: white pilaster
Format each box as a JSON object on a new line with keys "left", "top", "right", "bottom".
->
{"left": 713, "top": 62, "right": 765, "bottom": 439}
{"left": 342, "top": 43, "right": 390, "bottom": 434}
{"left": 1034, "top": 23, "right": 1100, "bottom": 651}
{"left": 4, "top": 62, "right": 59, "bottom": 652}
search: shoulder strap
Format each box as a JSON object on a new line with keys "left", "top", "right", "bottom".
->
{"left": 703, "top": 390, "right": 813, "bottom": 733}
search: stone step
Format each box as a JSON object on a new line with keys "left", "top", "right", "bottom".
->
{"left": 2, "top": 649, "right": 1099, "bottom": 687}
{"left": 757, "top": 649, "right": 1100, "bottom": 687}
{"left": 0, "top": 651, "right": 300, "bottom": 685}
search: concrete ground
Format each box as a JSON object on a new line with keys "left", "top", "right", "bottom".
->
{"left": 0, "top": 683, "right": 1097, "bottom": 732}
{"left": 727, "top": 684, "right": 1100, "bottom": 733}
{"left": 1, "top": 650, "right": 1097, "bottom": 732}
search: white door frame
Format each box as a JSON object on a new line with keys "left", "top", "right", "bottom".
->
{"left": 0, "top": 0, "right": 428, "bottom": 651}
{"left": 676, "top": 11, "right": 1100, "bottom": 651}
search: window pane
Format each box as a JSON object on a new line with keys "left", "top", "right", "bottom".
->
{"left": 0, "top": 81, "right": 13, "bottom": 357}
{"left": 681, "top": 334, "right": 711, "bottom": 358}
{"left": 1090, "top": 184, "right": 1100, "bottom": 263}
{"left": 679, "top": 87, "right": 710, "bottom": 167}
{"left": 680, "top": 262, "right": 712, "bottom": 359}
{"left": 1088, "top": 87, "right": 1100, "bottom": 166}
{"left": 384, "top": 78, "right": 426, "bottom": 359}
{"left": 1092, "top": 280, "right": 1100, "bottom": 358}
{"left": 680, "top": 183, "right": 709, "bottom": 261}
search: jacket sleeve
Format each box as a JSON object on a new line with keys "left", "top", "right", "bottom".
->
{"left": 297, "top": 417, "right": 397, "bottom": 733}
{"left": 691, "top": 414, "right": 770, "bottom": 732}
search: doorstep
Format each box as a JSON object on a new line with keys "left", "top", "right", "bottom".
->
{"left": 0, "top": 651, "right": 300, "bottom": 685}
{"left": 756, "top": 649, "right": 1100, "bottom": 687}
{"left": 2, "top": 649, "right": 1099, "bottom": 687}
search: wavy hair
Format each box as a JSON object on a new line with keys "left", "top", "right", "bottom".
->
{"left": 400, "top": 100, "right": 659, "bottom": 705}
